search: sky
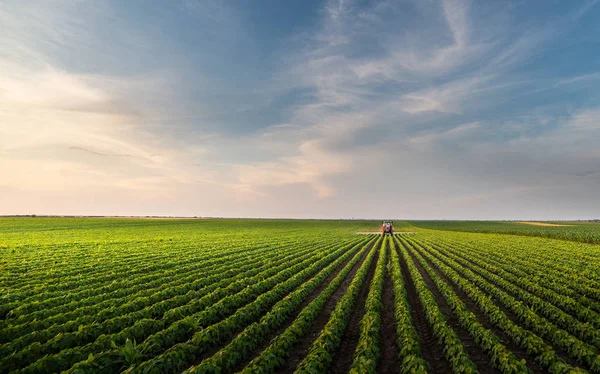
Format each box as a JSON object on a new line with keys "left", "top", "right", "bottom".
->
{"left": 1, "top": 0, "right": 600, "bottom": 220}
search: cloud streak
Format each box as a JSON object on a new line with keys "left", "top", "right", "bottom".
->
{"left": 1, "top": 0, "right": 600, "bottom": 218}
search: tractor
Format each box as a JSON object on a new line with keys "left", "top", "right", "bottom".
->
{"left": 382, "top": 221, "right": 394, "bottom": 235}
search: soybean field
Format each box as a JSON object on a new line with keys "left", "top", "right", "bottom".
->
{"left": 411, "top": 220, "right": 600, "bottom": 244}
{"left": 1, "top": 218, "right": 600, "bottom": 374}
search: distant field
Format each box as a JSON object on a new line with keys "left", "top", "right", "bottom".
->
{"left": 2, "top": 218, "right": 600, "bottom": 373}
{"left": 410, "top": 220, "right": 600, "bottom": 244}
{"left": 517, "top": 221, "right": 573, "bottom": 227}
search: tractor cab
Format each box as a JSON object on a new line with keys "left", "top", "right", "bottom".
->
{"left": 382, "top": 221, "right": 394, "bottom": 235}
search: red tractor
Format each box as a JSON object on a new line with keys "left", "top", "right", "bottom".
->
{"left": 382, "top": 221, "right": 394, "bottom": 235}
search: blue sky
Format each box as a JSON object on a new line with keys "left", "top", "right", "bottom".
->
{"left": 1, "top": 0, "right": 600, "bottom": 219}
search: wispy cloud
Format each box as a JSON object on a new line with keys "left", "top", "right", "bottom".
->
{"left": 2, "top": 0, "right": 600, "bottom": 218}
{"left": 555, "top": 72, "right": 600, "bottom": 86}
{"left": 407, "top": 121, "right": 481, "bottom": 148}
{"left": 0, "top": 2, "right": 223, "bottom": 202}
{"left": 215, "top": 0, "right": 600, "bottom": 205}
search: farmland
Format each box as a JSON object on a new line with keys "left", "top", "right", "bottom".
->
{"left": 1, "top": 218, "right": 600, "bottom": 373}
{"left": 411, "top": 220, "right": 600, "bottom": 244}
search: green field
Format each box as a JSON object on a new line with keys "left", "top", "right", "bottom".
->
{"left": 410, "top": 220, "right": 600, "bottom": 244}
{"left": 2, "top": 218, "right": 600, "bottom": 373}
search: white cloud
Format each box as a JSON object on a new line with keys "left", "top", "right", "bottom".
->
{"left": 555, "top": 72, "right": 600, "bottom": 86}
{"left": 220, "top": 0, "right": 598, "bottom": 201}
{"left": 443, "top": 0, "right": 470, "bottom": 47}
{"left": 567, "top": 108, "right": 600, "bottom": 131}
{"left": 2, "top": 0, "right": 600, "bottom": 218}
{"left": 232, "top": 137, "right": 353, "bottom": 198}
{"left": 408, "top": 121, "right": 480, "bottom": 146}
{"left": 0, "top": 50, "right": 218, "bottom": 203}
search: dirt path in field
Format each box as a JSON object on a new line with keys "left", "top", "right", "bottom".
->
{"left": 329, "top": 247, "right": 381, "bottom": 374}
{"left": 378, "top": 242, "right": 399, "bottom": 373}
{"left": 394, "top": 239, "right": 452, "bottom": 374}
{"left": 420, "top": 239, "right": 582, "bottom": 370}
{"left": 518, "top": 221, "right": 572, "bottom": 227}
{"left": 273, "top": 239, "right": 376, "bottom": 373}
{"left": 229, "top": 239, "right": 373, "bottom": 373}
{"left": 410, "top": 240, "right": 546, "bottom": 374}
{"left": 402, "top": 240, "right": 500, "bottom": 374}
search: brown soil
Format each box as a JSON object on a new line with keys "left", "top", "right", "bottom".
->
{"left": 274, "top": 239, "right": 376, "bottom": 373}
{"left": 518, "top": 222, "right": 572, "bottom": 227}
{"left": 411, "top": 241, "right": 546, "bottom": 374}
{"left": 426, "top": 241, "right": 584, "bottom": 369}
{"left": 188, "top": 241, "right": 362, "bottom": 370}
{"left": 394, "top": 239, "right": 452, "bottom": 374}
{"left": 229, "top": 240, "right": 370, "bottom": 373}
{"left": 403, "top": 240, "right": 500, "bottom": 374}
{"left": 329, "top": 249, "right": 381, "bottom": 374}
{"left": 378, "top": 252, "right": 399, "bottom": 373}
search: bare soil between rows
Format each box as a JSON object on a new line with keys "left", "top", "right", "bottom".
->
{"left": 229, "top": 239, "right": 369, "bottom": 373}
{"left": 394, "top": 239, "right": 452, "bottom": 374}
{"left": 329, "top": 246, "right": 381, "bottom": 374}
{"left": 184, "top": 245, "right": 346, "bottom": 369}
{"left": 378, "top": 244, "right": 399, "bottom": 373}
{"left": 410, "top": 240, "right": 546, "bottom": 374}
{"left": 423, "top": 239, "right": 583, "bottom": 369}
{"left": 402, "top": 239, "right": 500, "bottom": 374}
{"left": 274, "top": 238, "right": 376, "bottom": 373}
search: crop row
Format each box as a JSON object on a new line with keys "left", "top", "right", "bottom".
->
{"left": 3, "top": 238, "right": 304, "bottom": 317}
{"left": 406, "top": 236, "right": 586, "bottom": 373}
{"left": 1, "top": 239, "right": 312, "bottom": 342}
{"left": 394, "top": 237, "right": 479, "bottom": 373}
{"left": 426, "top": 233, "right": 600, "bottom": 303}
{"left": 410, "top": 220, "right": 600, "bottom": 244}
{"left": 240, "top": 239, "right": 378, "bottom": 373}
{"left": 406, "top": 235, "right": 597, "bottom": 372}
{"left": 430, "top": 237, "right": 600, "bottom": 336}
{"left": 2, "top": 240, "right": 175, "bottom": 285}
{"left": 421, "top": 237, "right": 600, "bottom": 370}
{"left": 114, "top": 237, "right": 368, "bottom": 374}
{"left": 399, "top": 236, "right": 531, "bottom": 374}
{"left": 348, "top": 236, "right": 387, "bottom": 373}
{"left": 433, "top": 231, "right": 600, "bottom": 290}
{"left": 428, "top": 235, "right": 600, "bottom": 311}
{"left": 0, "top": 240, "right": 324, "bottom": 359}
{"left": 387, "top": 238, "right": 428, "bottom": 373}
{"left": 293, "top": 236, "right": 382, "bottom": 373}
{"left": 9, "top": 243, "right": 317, "bottom": 373}
{"left": 183, "top": 236, "right": 377, "bottom": 373}
{"left": 4, "top": 240, "right": 231, "bottom": 299}
{"left": 7, "top": 238, "right": 359, "bottom": 373}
